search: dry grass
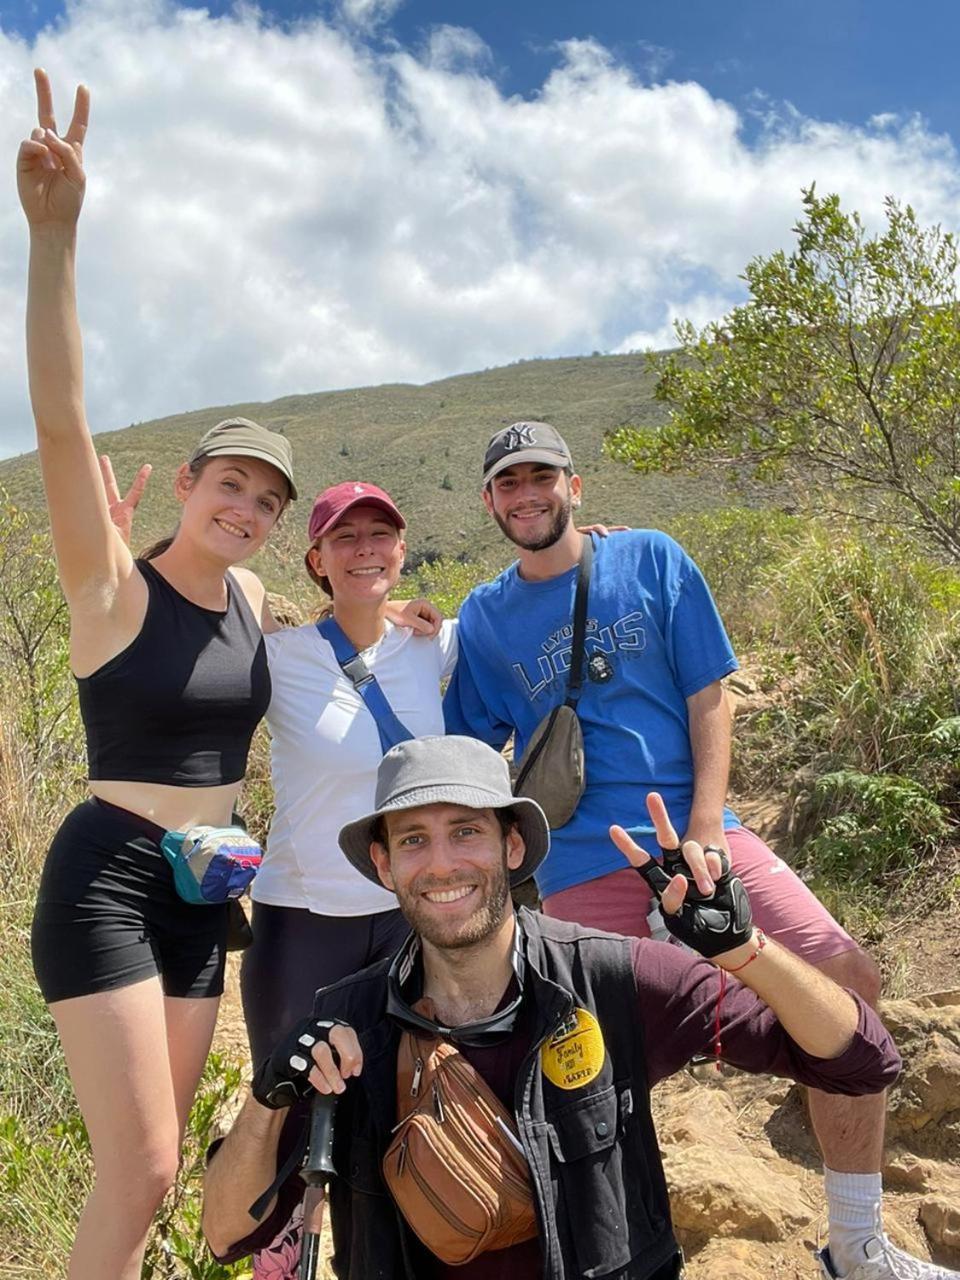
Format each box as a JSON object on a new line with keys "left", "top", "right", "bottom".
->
{"left": 0, "top": 676, "right": 249, "bottom": 1279}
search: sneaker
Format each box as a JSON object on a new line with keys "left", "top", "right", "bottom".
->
{"left": 817, "top": 1237, "right": 960, "bottom": 1279}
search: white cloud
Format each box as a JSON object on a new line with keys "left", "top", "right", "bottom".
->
{"left": 422, "top": 24, "right": 491, "bottom": 73}
{"left": 614, "top": 291, "right": 746, "bottom": 355}
{"left": 1, "top": 2, "right": 959, "bottom": 458}
{"left": 635, "top": 39, "right": 674, "bottom": 81}
{"left": 338, "top": 0, "right": 403, "bottom": 31}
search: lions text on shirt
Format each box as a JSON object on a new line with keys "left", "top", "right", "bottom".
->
{"left": 443, "top": 531, "right": 739, "bottom": 899}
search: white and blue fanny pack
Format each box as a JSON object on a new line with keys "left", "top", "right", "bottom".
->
{"left": 160, "top": 825, "right": 262, "bottom": 905}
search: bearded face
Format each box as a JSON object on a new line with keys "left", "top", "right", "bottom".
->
{"left": 483, "top": 464, "right": 579, "bottom": 552}
{"left": 371, "top": 804, "right": 523, "bottom": 950}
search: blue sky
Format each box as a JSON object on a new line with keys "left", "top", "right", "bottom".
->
{"left": 1, "top": 0, "right": 958, "bottom": 457}
{"left": 395, "top": 0, "right": 960, "bottom": 140}
{"left": 6, "top": 0, "right": 958, "bottom": 140}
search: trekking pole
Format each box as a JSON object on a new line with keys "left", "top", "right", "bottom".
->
{"left": 300, "top": 1092, "right": 338, "bottom": 1280}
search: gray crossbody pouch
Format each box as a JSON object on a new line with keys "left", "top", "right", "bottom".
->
{"left": 513, "top": 535, "right": 591, "bottom": 829}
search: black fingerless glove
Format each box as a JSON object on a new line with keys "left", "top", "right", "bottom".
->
{"left": 636, "top": 844, "right": 754, "bottom": 958}
{"left": 251, "top": 1016, "right": 346, "bottom": 1110}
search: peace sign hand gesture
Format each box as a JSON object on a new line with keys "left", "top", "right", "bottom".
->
{"left": 610, "top": 793, "right": 754, "bottom": 960}
{"left": 99, "top": 455, "right": 152, "bottom": 548}
{"left": 17, "top": 68, "right": 90, "bottom": 228}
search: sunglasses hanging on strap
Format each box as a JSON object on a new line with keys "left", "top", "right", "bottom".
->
{"left": 316, "top": 616, "right": 413, "bottom": 752}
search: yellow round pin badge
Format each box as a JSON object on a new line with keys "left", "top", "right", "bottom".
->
{"left": 541, "top": 1007, "right": 606, "bottom": 1090}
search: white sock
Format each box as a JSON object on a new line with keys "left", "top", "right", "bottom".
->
{"left": 824, "top": 1167, "right": 883, "bottom": 1276}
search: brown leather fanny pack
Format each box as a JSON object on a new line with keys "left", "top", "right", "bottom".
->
{"left": 382, "top": 1007, "right": 537, "bottom": 1264}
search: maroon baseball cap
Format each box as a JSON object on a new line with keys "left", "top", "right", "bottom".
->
{"left": 307, "top": 481, "right": 406, "bottom": 542}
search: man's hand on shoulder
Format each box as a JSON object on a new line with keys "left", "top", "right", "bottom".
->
{"left": 575, "top": 522, "right": 630, "bottom": 537}
{"left": 386, "top": 596, "right": 443, "bottom": 637}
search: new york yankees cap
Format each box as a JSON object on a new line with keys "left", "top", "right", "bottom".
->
{"left": 482, "top": 421, "right": 573, "bottom": 486}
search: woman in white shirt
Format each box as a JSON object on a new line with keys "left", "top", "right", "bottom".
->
{"left": 241, "top": 480, "right": 457, "bottom": 1068}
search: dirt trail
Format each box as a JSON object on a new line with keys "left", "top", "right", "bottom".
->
{"left": 212, "top": 892, "right": 960, "bottom": 1280}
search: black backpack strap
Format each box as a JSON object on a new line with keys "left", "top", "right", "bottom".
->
{"left": 565, "top": 535, "right": 593, "bottom": 710}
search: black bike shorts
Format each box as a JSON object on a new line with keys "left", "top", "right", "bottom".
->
{"left": 241, "top": 900, "right": 409, "bottom": 1068}
{"left": 31, "top": 797, "right": 228, "bottom": 1003}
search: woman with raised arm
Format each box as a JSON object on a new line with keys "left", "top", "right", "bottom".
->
{"left": 18, "top": 71, "right": 296, "bottom": 1280}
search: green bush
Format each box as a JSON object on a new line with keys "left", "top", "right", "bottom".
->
{"left": 723, "top": 521, "right": 960, "bottom": 882}
{"left": 0, "top": 496, "right": 78, "bottom": 777}
{"left": 663, "top": 506, "right": 804, "bottom": 640}
{"left": 0, "top": 1112, "right": 90, "bottom": 1275}
{"left": 760, "top": 527, "right": 960, "bottom": 775}
{"left": 800, "top": 769, "right": 949, "bottom": 884}
{"left": 0, "top": 931, "right": 249, "bottom": 1280}
{"left": 395, "top": 556, "right": 495, "bottom": 618}
{"left": 0, "top": 896, "right": 90, "bottom": 1275}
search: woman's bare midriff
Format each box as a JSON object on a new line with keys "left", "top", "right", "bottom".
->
{"left": 89, "top": 779, "right": 242, "bottom": 832}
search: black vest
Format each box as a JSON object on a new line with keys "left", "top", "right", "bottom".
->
{"left": 311, "top": 910, "right": 682, "bottom": 1280}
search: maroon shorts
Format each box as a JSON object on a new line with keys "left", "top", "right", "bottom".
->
{"left": 542, "top": 825, "right": 857, "bottom": 966}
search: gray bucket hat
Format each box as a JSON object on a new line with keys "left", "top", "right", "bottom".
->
{"left": 191, "top": 417, "right": 298, "bottom": 499}
{"left": 338, "top": 736, "right": 550, "bottom": 888}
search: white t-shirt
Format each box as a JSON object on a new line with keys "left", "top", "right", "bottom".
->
{"left": 256, "top": 618, "right": 459, "bottom": 915}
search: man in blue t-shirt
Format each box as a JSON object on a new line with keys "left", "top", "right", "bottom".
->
{"left": 443, "top": 421, "right": 953, "bottom": 1280}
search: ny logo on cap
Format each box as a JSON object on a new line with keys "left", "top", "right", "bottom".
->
{"left": 502, "top": 423, "right": 537, "bottom": 451}
{"left": 353, "top": 484, "right": 366, "bottom": 494}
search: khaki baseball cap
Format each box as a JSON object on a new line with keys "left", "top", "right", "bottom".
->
{"left": 191, "top": 418, "right": 297, "bottom": 500}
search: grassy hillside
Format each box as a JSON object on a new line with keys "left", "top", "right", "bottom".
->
{"left": 0, "top": 351, "right": 731, "bottom": 593}
{"left": 4, "top": 359, "right": 960, "bottom": 1279}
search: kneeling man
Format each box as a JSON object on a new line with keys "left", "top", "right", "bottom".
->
{"left": 204, "top": 736, "right": 900, "bottom": 1280}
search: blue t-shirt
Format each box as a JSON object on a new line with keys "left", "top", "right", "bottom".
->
{"left": 443, "top": 531, "right": 740, "bottom": 898}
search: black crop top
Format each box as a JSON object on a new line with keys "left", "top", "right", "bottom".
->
{"left": 77, "top": 559, "right": 271, "bottom": 786}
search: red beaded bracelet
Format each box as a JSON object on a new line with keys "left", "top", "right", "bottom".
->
{"left": 722, "top": 929, "right": 767, "bottom": 973}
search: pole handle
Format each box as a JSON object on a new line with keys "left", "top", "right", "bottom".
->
{"left": 302, "top": 1091, "right": 337, "bottom": 1185}
{"left": 299, "top": 1094, "right": 338, "bottom": 1280}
